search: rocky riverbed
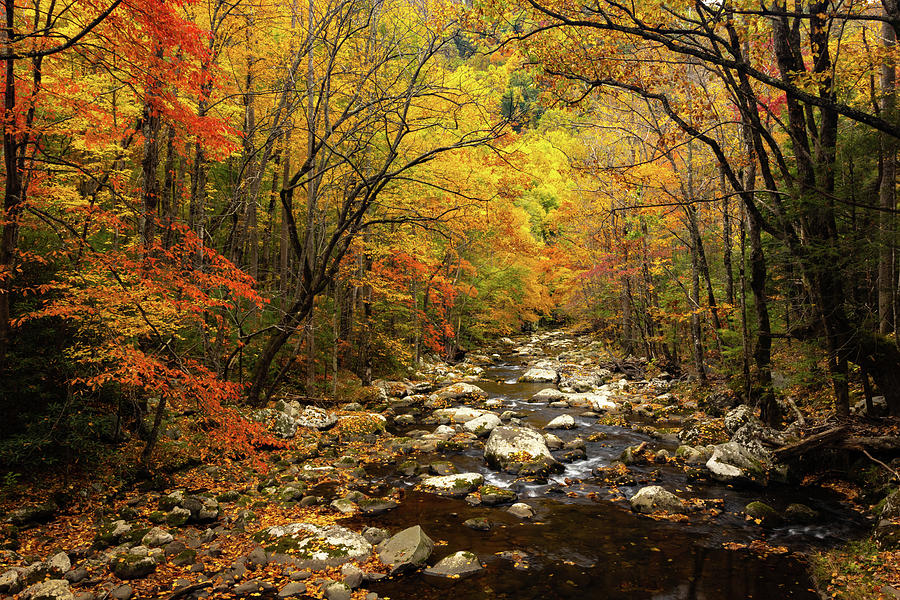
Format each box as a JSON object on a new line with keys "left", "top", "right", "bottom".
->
{"left": 0, "top": 331, "right": 871, "bottom": 599}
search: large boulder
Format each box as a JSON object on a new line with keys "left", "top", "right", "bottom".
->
{"left": 463, "top": 413, "right": 501, "bottom": 436}
{"left": 559, "top": 369, "right": 612, "bottom": 393}
{"left": 705, "top": 442, "right": 771, "bottom": 485}
{"left": 424, "top": 551, "right": 484, "bottom": 577}
{"left": 518, "top": 368, "right": 558, "bottom": 383}
{"left": 294, "top": 406, "right": 337, "bottom": 430}
{"left": 532, "top": 388, "right": 565, "bottom": 402}
{"left": 420, "top": 473, "right": 484, "bottom": 497}
{"left": 629, "top": 486, "right": 686, "bottom": 514}
{"left": 252, "top": 408, "right": 297, "bottom": 438}
{"left": 484, "top": 426, "right": 560, "bottom": 475}
{"left": 254, "top": 523, "right": 371, "bottom": 569}
{"left": 377, "top": 526, "right": 434, "bottom": 572}
{"left": 724, "top": 405, "right": 757, "bottom": 435}
{"left": 110, "top": 547, "right": 162, "bottom": 579}
{"left": 436, "top": 383, "right": 485, "bottom": 400}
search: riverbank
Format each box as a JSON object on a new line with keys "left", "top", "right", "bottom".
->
{"left": 1, "top": 330, "right": 896, "bottom": 599}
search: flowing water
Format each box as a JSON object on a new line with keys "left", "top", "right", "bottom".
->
{"left": 357, "top": 356, "right": 864, "bottom": 599}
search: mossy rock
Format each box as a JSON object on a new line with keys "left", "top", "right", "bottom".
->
{"left": 216, "top": 491, "right": 241, "bottom": 503}
{"left": 171, "top": 548, "right": 197, "bottom": 567}
{"left": 478, "top": 485, "right": 517, "bottom": 506}
{"left": 147, "top": 511, "right": 166, "bottom": 525}
{"left": 110, "top": 553, "right": 158, "bottom": 579}
{"left": 785, "top": 503, "right": 819, "bottom": 524}
{"left": 745, "top": 501, "right": 782, "bottom": 526}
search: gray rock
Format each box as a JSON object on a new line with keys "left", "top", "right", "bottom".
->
{"left": 745, "top": 501, "right": 782, "bottom": 526}
{"left": 252, "top": 408, "right": 297, "bottom": 438}
{"left": 518, "top": 368, "right": 558, "bottom": 383}
{"left": 377, "top": 525, "right": 433, "bottom": 570}
{"left": 436, "top": 383, "right": 486, "bottom": 400}
{"left": 109, "top": 585, "right": 132, "bottom": 600}
{"left": 110, "top": 553, "right": 158, "bottom": 579}
{"left": 507, "top": 503, "right": 534, "bottom": 519}
{"left": 295, "top": 406, "right": 338, "bottom": 430}
{"left": 424, "top": 551, "right": 483, "bottom": 577}
{"left": 233, "top": 580, "right": 275, "bottom": 596}
{"left": 705, "top": 442, "right": 770, "bottom": 485}
{"left": 141, "top": 527, "right": 174, "bottom": 548}
{"left": 629, "top": 486, "right": 685, "bottom": 514}
{"left": 64, "top": 568, "right": 87, "bottom": 584}
{"left": 0, "top": 569, "right": 22, "bottom": 594}
{"left": 544, "top": 433, "right": 564, "bottom": 449}
{"left": 429, "top": 461, "right": 458, "bottom": 476}
{"left": 724, "top": 405, "right": 757, "bottom": 434}
{"left": 94, "top": 519, "right": 132, "bottom": 547}
{"left": 247, "top": 546, "right": 269, "bottom": 568}
{"left": 463, "top": 413, "right": 501, "bottom": 436}
{"left": 341, "top": 563, "right": 363, "bottom": 588}
{"left": 478, "top": 485, "right": 517, "bottom": 506}
{"left": 6, "top": 503, "right": 57, "bottom": 527}
{"left": 363, "top": 527, "right": 390, "bottom": 545}
{"left": 47, "top": 552, "right": 70, "bottom": 576}
{"left": 544, "top": 415, "right": 575, "bottom": 430}
{"left": 785, "top": 503, "right": 819, "bottom": 524}
{"left": 165, "top": 507, "right": 191, "bottom": 526}
{"left": 484, "top": 426, "right": 558, "bottom": 474}
{"left": 463, "top": 518, "right": 492, "bottom": 531}
{"left": 279, "top": 581, "right": 307, "bottom": 598}
{"left": 532, "top": 388, "right": 565, "bottom": 402}
{"left": 330, "top": 498, "right": 356, "bottom": 514}
{"left": 358, "top": 498, "right": 398, "bottom": 516}
{"left": 255, "top": 523, "right": 372, "bottom": 569}
{"left": 324, "top": 582, "right": 352, "bottom": 600}
{"left": 22, "top": 579, "right": 73, "bottom": 600}
{"left": 420, "top": 473, "right": 484, "bottom": 497}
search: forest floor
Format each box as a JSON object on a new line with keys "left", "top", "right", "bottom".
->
{"left": 1, "top": 331, "right": 899, "bottom": 600}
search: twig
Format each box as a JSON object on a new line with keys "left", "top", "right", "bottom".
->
{"left": 862, "top": 448, "right": 900, "bottom": 482}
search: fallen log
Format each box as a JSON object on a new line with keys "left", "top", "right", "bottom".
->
{"left": 773, "top": 426, "right": 849, "bottom": 462}
{"left": 841, "top": 436, "right": 900, "bottom": 452}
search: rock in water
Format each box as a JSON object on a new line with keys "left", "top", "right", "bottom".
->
{"left": 705, "top": 442, "right": 771, "bottom": 485}
{"left": 507, "top": 503, "right": 535, "bottom": 519}
{"left": 629, "top": 486, "right": 686, "bottom": 514}
{"left": 532, "top": 388, "right": 565, "bottom": 402}
{"left": 484, "top": 426, "right": 559, "bottom": 475}
{"left": 544, "top": 414, "right": 575, "bottom": 430}
{"left": 744, "top": 501, "right": 782, "bottom": 526}
{"left": 420, "top": 473, "right": 484, "bottom": 497}
{"left": 463, "top": 413, "right": 501, "bottom": 436}
{"left": 436, "top": 383, "right": 486, "bottom": 400}
{"left": 518, "top": 368, "right": 558, "bottom": 383}
{"left": 377, "top": 526, "right": 434, "bottom": 572}
{"left": 424, "top": 551, "right": 484, "bottom": 577}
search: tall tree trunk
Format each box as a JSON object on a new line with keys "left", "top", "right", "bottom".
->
{"left": 140, "top": 90, "right": 162, "bottom": 248}
{"left": 880, "top": 15, "right": 897, "bottom": 334}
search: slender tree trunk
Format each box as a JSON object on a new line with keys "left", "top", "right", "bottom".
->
{"left": 0, "top": 0, "right": 20, "bottom": 366}
{"left": 880, "top": 16, "right": 897, "bottom": 334}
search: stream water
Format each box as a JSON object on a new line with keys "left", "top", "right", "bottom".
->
{"left": 357, "top": 356, "right": 865, "bottom": 599}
